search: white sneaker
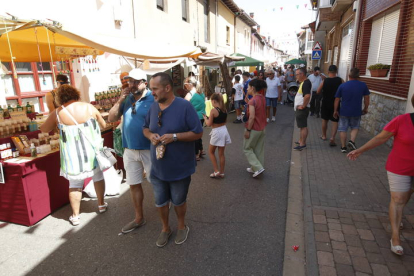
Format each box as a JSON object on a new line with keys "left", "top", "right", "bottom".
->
{"left": 271, "top": 116, "right": 276, "bottom": 122}
{"left": 266, "top": 118, "right": 270, "bottom": 123}
{"left": 253, "top": 168, "right": 265, "bottom": 178}
{"left": 246, "top": 167, "right": 254, "bottom": 173}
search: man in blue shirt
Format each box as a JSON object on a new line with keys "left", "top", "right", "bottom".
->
{"left": 108, "top": 68, "right": 154, "bottom": 234}
{"left": 143, "top": 72, "right": 203, "bottom": 248}
{"left": 334, "top": 68, "right": 370, "bottom": 153}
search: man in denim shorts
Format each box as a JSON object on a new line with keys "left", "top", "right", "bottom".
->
{"left": 144, "top": 72, "right": 203, "bottom": 248}
{"left": 334, "top": 68, "right": 370, "bottom": 153}
{"left": 108, "top": 69, "right": 154, "bottom": 233}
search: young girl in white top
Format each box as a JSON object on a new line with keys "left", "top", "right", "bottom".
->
{"left": 203, "top": 93, "right": 231, "bottom": 178}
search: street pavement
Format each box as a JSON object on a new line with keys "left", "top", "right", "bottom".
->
{"left": 302, "top": 114, "right": 414, "bottom": 276}
{"left": 0, "top": 104, "right": 295, "bottom": 276}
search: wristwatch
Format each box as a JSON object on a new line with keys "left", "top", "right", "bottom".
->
{"left": 246, "top": 129, "right": 252, "bottom": 132}
{"left": 173, "top": 133, "right": 178, "bottom": 142}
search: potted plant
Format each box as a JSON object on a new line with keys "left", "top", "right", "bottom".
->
{"left": 367, "top": 63, "right": 391, "bottom": 77}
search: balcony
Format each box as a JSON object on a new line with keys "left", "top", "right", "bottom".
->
{"left": 316, "top": 6, "right": 342, "bottom": 31}
{"left": 331, "top": 0, "right": 354, "bottom": 12}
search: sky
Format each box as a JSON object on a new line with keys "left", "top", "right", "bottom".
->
{"left": 234, "top": 0, "right": 317, "bottom": 56}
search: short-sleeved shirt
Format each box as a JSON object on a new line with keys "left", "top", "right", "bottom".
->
{"left": 143, "top": 97, "right": 203, "bottom": 181}
{"left": 322, "top": 77, "right": 343, "bottom": 103}
{"left": 120, "top": 91, "right": 154, "bottom": 150}
{"left": 265, "top": 77, "right": 281, "bottom": 98}
{"left": 243, "top": 78, "right": 251, "bottom": 98}
{"left": 285, "top": 70, "right": 295, "bottom": 82}
{"left": 384, "top": 114, "right": 414, "bottom": 176}
{"left": 188, "top": 89, "right": 206, "bottom": 120}
{"left": 294, "top": 79, "right": 312, "bottom": 110}
{"left": 335, "top": 80, "right": 370, "bottom": 117}
{"left": 307, "top": 74, "right": 323, "bottom": 92}
{"left": 233, "top": 83, "right": 244, "bottom": 101}
{"left": 245, "top": 94, "right": 266, "bottom": 131}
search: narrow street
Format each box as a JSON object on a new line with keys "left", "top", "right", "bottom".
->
{"left": 1, "top": 105, "right": 295, "bottom": 276}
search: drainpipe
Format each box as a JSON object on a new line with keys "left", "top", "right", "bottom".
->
{"left": 215, "top": 0, "right": 218, "bottom": 53}
{"left": 351, "top": 0, "right": 363, "bottom": 69}
{"left": 132, "top": 0, "right": 137, "bottom": 67}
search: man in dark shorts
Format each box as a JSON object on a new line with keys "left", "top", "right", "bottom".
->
{"left": 293, "top": 67, "right": 312, "bottom": 151}
{"left": 317, "top": 65, "right": 343, "bottom": 146}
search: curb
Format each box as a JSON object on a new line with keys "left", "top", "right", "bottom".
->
{"left": 282, "top": 126, "right": 306, "bottom": 276}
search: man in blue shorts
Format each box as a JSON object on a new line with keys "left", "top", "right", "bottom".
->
{"left": 143, "top": 72, "right": 203, "bottom": 248}
{"left": 334, "top": 68, "right": 370, "bottom": 153}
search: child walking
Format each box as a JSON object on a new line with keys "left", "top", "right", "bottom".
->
{"left": 203, "top": 93, "right": 231, "bottom": 178}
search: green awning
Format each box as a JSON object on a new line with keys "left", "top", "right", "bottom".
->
{"left": 285, "top": 59, "right": 307, "bottom": 65}
{"left": 229, "top": 53, "right": 264, "bottom": 67}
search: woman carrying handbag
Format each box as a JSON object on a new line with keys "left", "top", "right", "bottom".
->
{"left": 41, "top": 85, "right": 109, "bottom": 226}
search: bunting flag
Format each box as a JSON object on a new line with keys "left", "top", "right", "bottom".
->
{"left": 304, "top": 4, "right": 308, "bottom": 8}
{"left": 296, "top": 5, "right": 299, "bottom": 9}
{"left": 280, "top": 7, "right": 283, "bottom": 11}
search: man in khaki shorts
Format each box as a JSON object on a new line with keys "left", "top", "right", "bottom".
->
{"left": 109, "top": 68, "right": 154, "bottom": 233}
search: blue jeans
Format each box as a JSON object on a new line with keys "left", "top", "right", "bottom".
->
{"left": 338, "top": 116, "right": 361, "bottom": 132}
{"left": 149, "top": 174, "right": 191, "bottom": 207}
{"left": 266, "top": 97, "right": 278, "bottom": 107}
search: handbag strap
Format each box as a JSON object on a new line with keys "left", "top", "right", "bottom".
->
{"left": 61, "top": 105, "right": 98, "bottom": 152}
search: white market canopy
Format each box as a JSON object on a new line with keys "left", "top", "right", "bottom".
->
{"left": 0, "top": 15, "right": 202, "bottom": 62}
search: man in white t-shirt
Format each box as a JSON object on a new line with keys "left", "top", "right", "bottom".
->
{"left": 308, "top": 66, "right": 324, "bottom": 117}
{"left": 232, "top": 69, "right": 243, "bottom": 85}
{"left": 265, "top": 69, "right": 282, "bottom": 122}
{"left": 232, "top": 75, "right": 244, "bottom": 123}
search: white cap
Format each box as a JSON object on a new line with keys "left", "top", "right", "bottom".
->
{"left": 123, "top": 68, "right": 147, "bottom": 81}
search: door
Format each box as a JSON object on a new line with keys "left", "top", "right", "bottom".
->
{"left": 338, "top": 21, "right": 354, "bottom": 80}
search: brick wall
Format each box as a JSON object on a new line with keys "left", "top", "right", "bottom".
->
{"left": 364, "top": 0, "right": 400, "bottom": 19}
{"left": 354, "top": 0, "right": 413, "bottom": 99}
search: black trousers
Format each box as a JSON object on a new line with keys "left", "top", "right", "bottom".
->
{"left": 195, "top": 119, "right": 204, "bottom": 155}
{"left": 310, "top": 91, "right": 322, "bottom": 115}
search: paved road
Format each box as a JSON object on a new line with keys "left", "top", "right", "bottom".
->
{"left": 1, "top": 105, "right": 295, "bottom": 276}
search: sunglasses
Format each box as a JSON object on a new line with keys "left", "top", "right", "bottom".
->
{"left": 132, "top": 102, "right": 136, "bottom": 115}
{"left": 158, "top": 111, "right": 163, "bottom": 127}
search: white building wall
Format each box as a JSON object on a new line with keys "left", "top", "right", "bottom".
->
{"left": 235, "top": 18, "right": 251, "bottom": 56}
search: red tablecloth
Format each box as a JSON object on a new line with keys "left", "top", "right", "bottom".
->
{"left": 0, "top": 129, "right": 123, "bottom": 226}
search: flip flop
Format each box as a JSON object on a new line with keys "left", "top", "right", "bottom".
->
{"left": 329, "top": 140, "right": 337, "bottom": 147}
{"left": 320, "top": 136, "right": 327, "bottom": 141}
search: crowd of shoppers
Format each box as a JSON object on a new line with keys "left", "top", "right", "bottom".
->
{"left": 43, "top": 64, "right": 413, "bottom": 257}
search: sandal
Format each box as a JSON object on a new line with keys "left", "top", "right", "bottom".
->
{"left": 219, "top": 173, "right": 225, "bottom": 178}
{"left": 98, "top": 202, "right": 108, "bottom": 213}
{"left": 69, "top": 215, "right": 80, "bottom": 226}
{"left": 400, "top": 222, "right": 404, "bottom": 230}
{"left": 196, "top": 156, "right": 201, "bottom": 161}
{"left": 210, "top": 172, "right": 220, "bottom": 178}
{"left": 390, "top": 239, "right": 404, "bottom": 255}
{"left": 329, "top": 140, "right": 337, "bottom": 147}
{"left": 320, "top": 136, "right": 327, "bottom": 141}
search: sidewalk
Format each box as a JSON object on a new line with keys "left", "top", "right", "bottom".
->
{"left": 302, "top": 116, "right": 414, "bottom": 275}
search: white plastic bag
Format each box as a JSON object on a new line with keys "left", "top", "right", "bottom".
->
{"left": 83, "top": 166, "right": 123, "bottom": 197}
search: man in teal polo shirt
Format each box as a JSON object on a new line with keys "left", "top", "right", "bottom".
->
{"left": 108, "top": 68, "right": 154, "bottom": 234}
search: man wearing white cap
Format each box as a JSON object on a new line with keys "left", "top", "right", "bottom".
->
{"left": 108, "top": 68, "right": 154, "bottom": 234}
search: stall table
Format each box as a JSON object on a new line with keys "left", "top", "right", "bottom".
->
{"left": 0, "top": 129, "right": 123, "bottom": 226}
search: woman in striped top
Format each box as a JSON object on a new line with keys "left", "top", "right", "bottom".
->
{"left": 41, "top": 85, "right": 108, "bottom": 226}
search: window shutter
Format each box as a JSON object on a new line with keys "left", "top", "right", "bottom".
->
{"left": 366, "top": 18, "right": 383, "bottom": 68}
{"left": 333, "top": 46, "right": 338, "bottom": 65}
{"left": 378, "top": 8, "right": 400, "bottom": 65}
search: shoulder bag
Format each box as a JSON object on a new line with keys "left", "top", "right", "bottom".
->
{"left": 62, "top": 106, "right": 117, "bottom": 171}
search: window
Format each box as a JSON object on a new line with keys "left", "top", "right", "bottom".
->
{"left": 157, "top": 0, "right": 164, "bottom": 11}
{"left": 333, "top": 46, "right": 338, "bottom": 65}
{"left": 366, "top": 6, "right": 400, "bottom": 71}
{"left": 226, "top": 26, "right": 230, "bottom": 45}
{"left": 325, "top": 50, "right": 332, "bottom": 63}
{"left": 203, "top": 0, "right": 209, "bottom": 43}
{"left": 1, "top": 61, "right": 73, "bottom": 113}
{"left": 181, "top": 0, "right": 187, "bottom": 22}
